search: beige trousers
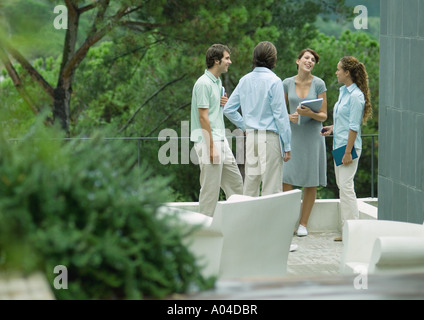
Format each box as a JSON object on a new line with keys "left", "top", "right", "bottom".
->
{"left": 243, "top": 130, "right": 283, "bottom": 197}
{"left": 334, "top": 149, "right": 362, "bottom": 227}
{"left": 194, "top": 139, "right": 243, "bottom": 217}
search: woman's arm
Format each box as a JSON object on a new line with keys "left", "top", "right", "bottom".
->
{"left": 296, "top": 91, "right": 328, "bottom": 123}
{"left": 286, "top": 92, "right": 299, "bottom": 124}
{"left": 342, "top": 130, "right": 358, "bottom": 165}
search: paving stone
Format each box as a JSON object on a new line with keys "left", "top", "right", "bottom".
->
{"left": 287, "top": 232, "right": 344, "bottom": 277}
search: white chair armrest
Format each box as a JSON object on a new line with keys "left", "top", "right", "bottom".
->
{"left": 226, "top": 194, "right": 254, "bottom": 202}
{"left": 369, "top": 237, "right": 424, "bottom": 274}
{"left": 340, "top": 220, "right": 424, "bottom": 273}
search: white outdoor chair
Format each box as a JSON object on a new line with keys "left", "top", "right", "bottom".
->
{"left": 162, "top": 189, "right": 302, "bottom": 279}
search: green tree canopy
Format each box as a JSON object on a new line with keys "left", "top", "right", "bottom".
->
{"left": 1, "top": 0, "right": 353, "bottom": 136}
{"left": 0, "top": 0, "right": 381, "bottom": 201}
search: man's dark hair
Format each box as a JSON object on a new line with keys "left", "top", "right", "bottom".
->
{"left": 206, "top": 44, "right": 230, "bottom": 69}
{"left": 252, "top": 41, "right": 277, "bottom": 70}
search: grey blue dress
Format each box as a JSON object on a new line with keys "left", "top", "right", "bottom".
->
{"left": 282, "top": 76, "right": 327, "bottom": 187}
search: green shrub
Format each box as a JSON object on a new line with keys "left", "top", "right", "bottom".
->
{"left": 0, "top": 121, "right": 214, "bottom": 299}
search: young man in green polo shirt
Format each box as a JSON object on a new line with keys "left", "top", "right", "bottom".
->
{"left": 190, "top": 44, "right": 243, "bottom": 217}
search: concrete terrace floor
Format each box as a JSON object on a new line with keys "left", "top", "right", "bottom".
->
{"left": 287, "top": 231, "right": 344, "bottom": 276}
{"left": 0, "top": 231, "right": 344, "bottom": 300}
{"left": 3, "top": 232, "right": 424, "bottom": 300}
{"left": 0, "top": 231, "right": 343, "bottom": 300}
{"left": 189, "top": 232, "right": 424, "bottom": 300}
{"left": 0, "top": 272, "right": 55, "bottom": 300}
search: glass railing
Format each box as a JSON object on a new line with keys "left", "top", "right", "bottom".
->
{"left": 8, "top": 134, "right": 379, "bottom": 198}
{"left": 97, "top": 134, "right": 379, "bottom": 198}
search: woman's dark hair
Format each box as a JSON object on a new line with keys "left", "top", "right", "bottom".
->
{"left": 206, "top": 44, "right": 231, "bottom": 69}
{"left": 252, "top": 41, "right": 277, "bottom": 70}
{"left": 296, "top": 48, "right": 320, "bottom": 70}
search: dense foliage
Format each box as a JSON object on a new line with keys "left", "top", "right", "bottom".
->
{"left": 0, "top": 121, "right": 214, "bottom": 299}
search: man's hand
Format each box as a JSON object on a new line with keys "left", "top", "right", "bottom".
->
{"left": 220, "top": 93, "right": 228, "bottom": 107}
{"left": 210, "top": 144, "right": 220, "bottom": 164}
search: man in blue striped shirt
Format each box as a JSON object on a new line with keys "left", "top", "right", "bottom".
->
{"left": 224, "top": 41, "right": 291, "bottom": 197}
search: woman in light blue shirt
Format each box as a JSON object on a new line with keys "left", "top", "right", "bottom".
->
{"left": 322, "top": 56, "right": 372, "bottom": 241}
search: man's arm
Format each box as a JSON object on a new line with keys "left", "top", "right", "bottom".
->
{"left": 270, "top": 80, "right": 291, "bottom": 154}
{"left": 198, "top": 108, "right": 219, "bottom": 164}
{"left": 223, "top": 86, "right": 246, "bottom": 131}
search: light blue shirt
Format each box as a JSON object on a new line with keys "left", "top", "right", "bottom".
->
{"left": 333, "top": 83, "right": 365, "bottom": 150}
{"left": 223, "top": 67, "right": 291, "bottom": 152}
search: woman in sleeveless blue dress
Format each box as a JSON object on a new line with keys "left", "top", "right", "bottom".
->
{"left": 282, "top": 49, "right": 328, "bottom": 237}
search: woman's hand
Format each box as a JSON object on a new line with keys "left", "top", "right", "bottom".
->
{"left": 342, "top": 152, "right": 353, "bottom": 166}
{"left": 321, "top": 125, "right": 333, "bottom": 136}
{"left": 289, "top": 112, "right": 299, "bottom": 124}
{"left": 296, "top": 104, "right": 311, "bottom": 116}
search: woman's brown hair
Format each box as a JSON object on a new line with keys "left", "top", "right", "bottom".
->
{"left": 296, "top": 48, "right": 320, "bottom": 70}
{"left": 340, "top": 56, "right": 373, "bottom": 124}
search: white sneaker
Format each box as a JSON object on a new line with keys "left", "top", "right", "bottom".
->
{"left": 290, "top": 244, "right": 298, "bottom": 252}
{"left": 296, "top": 225, "right": 308, "bottom": 237}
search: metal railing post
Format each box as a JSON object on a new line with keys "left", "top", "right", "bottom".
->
{"left": 371, "top": 135, "right": 375, "bottom": 198}
{"left": 137, "top": 139, "right": 142, "bottom": 168}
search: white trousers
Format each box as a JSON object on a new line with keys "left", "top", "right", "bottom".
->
{"left": 243, "top": 130, "right": 283, "bottom": 197}
{"left": 194, "top": 139, "right": 243, "bottom": 217}
{"left": 334, "top": 149, "right": 362, "bottom": 227}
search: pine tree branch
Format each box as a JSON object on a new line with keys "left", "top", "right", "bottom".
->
{"left": 118, "top": 74, "right": 187, "bottom": 133}
{"left": 1, "top": 40, "right": 54, "bottom": 100}
{"left": 145, "top": 102, "right": 190, "bottom": 137}
{"left": 62, "top": 5, "right": 131, "bottom": 79}
{"left": 0, "top": 46, "right": 39, "bottom": 114}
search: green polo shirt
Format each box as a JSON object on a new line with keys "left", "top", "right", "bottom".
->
{"left": 190, "top": 70, "right": 226, "bottom": 143}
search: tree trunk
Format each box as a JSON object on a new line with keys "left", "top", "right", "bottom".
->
{"left": 51, "top": 2, "right": 80, "bottom": 136}
{"left": 53, "top": 86, "right": 71, "bottom": 135}
{"left": 52, "top": 1, "right": 115, "bottom": 135}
